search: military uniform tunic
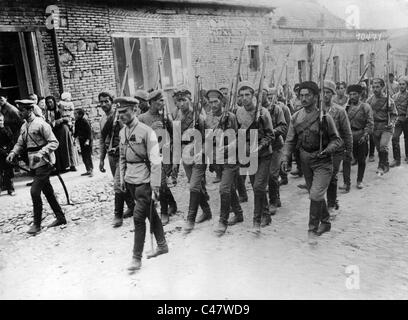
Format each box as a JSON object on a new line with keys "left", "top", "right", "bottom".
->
{"left": 391, "top": 90, "right": 408, "bottom": 161}
{"left": 119, "top": 116, "right": 166, "bottom": 260}
{"left": 343, "top": 101, "right": 374, "bottom": 185}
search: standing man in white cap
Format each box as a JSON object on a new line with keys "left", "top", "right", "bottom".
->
{"left": 322, "top": 80, "right": 352, "bottom": 212}
{"left": 7, "top": 99, "right": 66, "bottom": 234}
{"left": 390, "top": 76, "right": 408, "bottom": 166}
{"left": 117, "top": 97, "right": 168, "bottom": 271}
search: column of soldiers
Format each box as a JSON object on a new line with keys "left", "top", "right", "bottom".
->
{"left": 5, "top": 69, "right": 407, "bottom": 270}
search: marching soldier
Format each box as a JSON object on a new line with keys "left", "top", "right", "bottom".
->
{"left": 333, "top": 81, "right": 348, "bottom": 107}
{"left": 235, "top": 81, "right": 274, "bottom": 233}
{"left": 174, "top": 88, "right": 212, "bottom": 234}
{"left": 342, "top": 84, "right": 374, "bottom": 190}
{"left": 282, "top": 81, "right": 342, "bottom": 236}
{"left": 138, "top": 90, "right": 177, "bottom": 226}
{"left": 117, "top": 97, "right": 168, "bottom": 271}
{"left": 322, "top": 80, "right": 352, "bottom": 211}
{"left": 367, "top": 78, "right": 398, "bottom": 175}
{"left": 390, "top": 76, "right": 408, "bottom": 166}
{"left": 6, "top": 99, "right": 66, "bottom": 234}
{"left": 264, "top": 88, "right": 288, "bottom": 218}
{"left": 98, "top": 92, "right": 135, "bottom": 228}
{"left": 204, "top": 89, "right": 243, "bottom": 236}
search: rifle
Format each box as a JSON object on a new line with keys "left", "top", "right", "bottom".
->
{"left": 120, "top": 39, "right": 136, "bottom": 96}
{"left": 273, "top": 39, "right": 295, "bottom": 105}
{"left": 322, "top": 43, "right": 334, "bottom": 80}
{"left": 255, "top": 51, "right": 267, "bottom": 125}
{"left": 229, "top": 35, "right": 246, "bottom": 114}
{"left": 385, "top": 42, "right": 391, "bottom": 125}
{"left": 157, "top": 58, "right": 173, "bottom": 139}
{"left": 318, "top": 41, "right": 325, "bottom": 153}
{"left": 193, "top": 74, "right": 200, "bottom": 129}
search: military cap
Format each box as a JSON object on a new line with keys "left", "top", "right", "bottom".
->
{"left": 219, "top": 84, "right": 229, "bottom": 91}
{"left": 323, "top": 80, "right": 336, "bottom": 94}
{"left": 299, "top": 81, "right": 319, "bottom": 95}
{"left": 114, "top": 97, "right": 140, "bottom": 111}
{"left": 237, "top": 81, "right": 255, "bottom": 93}
{"left": 15, "top": 99, "right": 35, "bottom": 109}
{"left": 134, "top": 89, "right": 149, "bottom": 102}
{"left": 206, "top": 89, "right": 224, "bottom": 100}
{"left": 346, "top": 84, "right": 363, "bottom": 94}
{"left": 267, "top": 87, "right": 278, "bottom": 95}
{"left": 148, "top": 90, "right": 164, "bottom": 102}
{"left": 173, "top": 85, "right": 192, "bottom": 98}
{"left": 399, "top": 76, "right": 408, "bottom": 85}
{"left": 372, "top": 78, "right": 385, "bottom": 87}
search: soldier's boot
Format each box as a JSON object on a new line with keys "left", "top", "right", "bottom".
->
{"left": 268, "top": 179, "right": 279, "bottom": 215}
{"left": 146, "top": 243, "right": 169, "bottom": 259}
{"left": 315, "top": 200, "right": 331, "bottom": 236}
{"left": 27, "top": 224, "right": 41, "bottom": 234}
{"left": 196, "top": 192, "right": 212, "bottom": 223}
{"left": 383, "top": 151, "right": 390, "bottom": 173}
{"left": 166, "top": 189, "right": 178, "bottom": 216}
{"left": 260, "top": 213, "right": 272, "bottom": 227}
{"left": 112, "top": 193, "right": 124, "bottom": 228}
{"left": 27, "top": 205, "right": 42, "bottom": 234}
{"left": 160, "top": 197, "right": 169, "bottom": 226}
{"left": 308, "top": 200, "right": 320, "bottom": 233}
{"left": 391, "top": 139, "right": 401, "bottom": 167}
{"left": 227, "top": 214, "right": 244, "bottom": 226}
{"left": 252, "top": 193, "right": 264, "bottom": 234}
{"left": 47, "top": 211, "right": 67, "bottom": 228}
{"left": 215, "top": 194, "right": 230, "bottom": 236}
{"left": 183, "top": 192, "right": 201, "bottom": 234}
{"left": 390, "top": 160, "right": 401, "bottom": 167}
{"left": 230, "top": 189, "right": 244, "bottom": 222}
{"left": 128, "top": 257, "right": 142, "bottom": 271}
{"left": 123, "top": 191, "right": 135, "bottom": 219}
{"left": 276, "top": 187, "right": 282, "bottom": 207}
{"left": 327, "top": 182, "right": 337, "bottom": 213}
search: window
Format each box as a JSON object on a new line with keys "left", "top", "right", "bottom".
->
{"left": 113, "top": 36, "right": 189, "bottom": 96}
{"left": 359, "top": 54, "right": 365, "bottom": 76}
{"left": 248, "top": 45, "right": 260, "bottom": 72}
{"left": 369, "top": 52, "right": 375, "bottom": 78}
{"left": 333, "top": 56, "right": 340, "bottom": 83}
{"left": 297, "top": 60, "right": 306, "bottom": 83}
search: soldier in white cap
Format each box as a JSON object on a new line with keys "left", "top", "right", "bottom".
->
{"left": 7, "top": 99, "right": 66, "bottom": 234}
{"left": 117, "top": 96, "right": 168, "bottom": 271}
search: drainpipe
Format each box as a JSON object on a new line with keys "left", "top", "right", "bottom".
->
{"left": 50, "top": 27, "right": 64, "bottom": 95}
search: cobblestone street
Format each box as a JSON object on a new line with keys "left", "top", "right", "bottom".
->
{"left": 0, "top": 155, "right": 407, "bottom": 300}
